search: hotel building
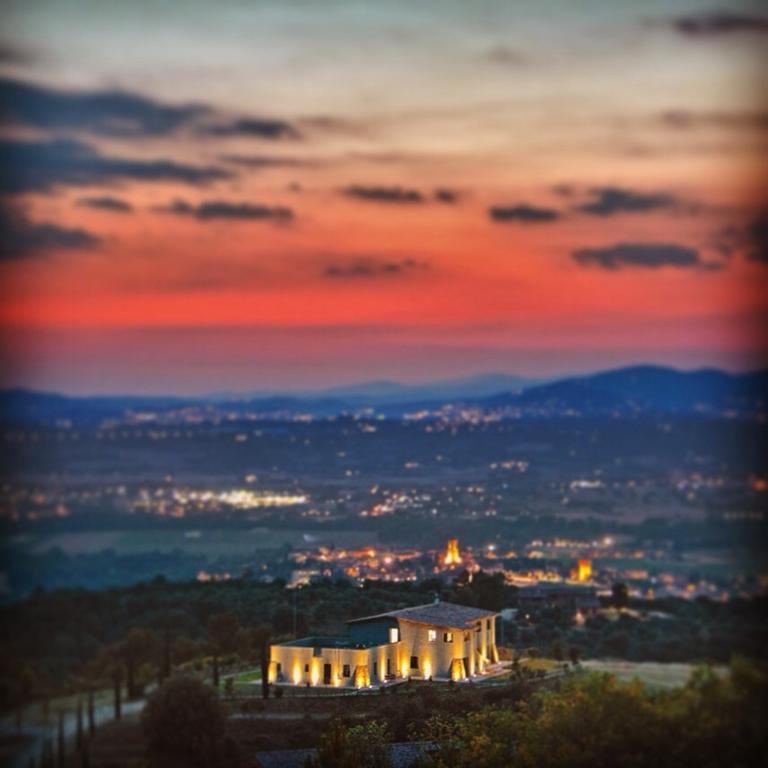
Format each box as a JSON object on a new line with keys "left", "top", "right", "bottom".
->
{"left": 269, "top": 600, "right": 499, "bottom": 688}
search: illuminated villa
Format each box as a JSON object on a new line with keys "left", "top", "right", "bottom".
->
{"left": 269, "top": 600, "right": 499, "bottom": 688}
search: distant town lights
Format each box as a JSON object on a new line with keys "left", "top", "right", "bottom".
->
{"left": 172, "top": 488, "right": 308, "bottom": 509}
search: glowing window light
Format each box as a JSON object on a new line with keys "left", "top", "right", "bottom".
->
{"left": 354, "top": 665, "right": 370, "bottom": 688}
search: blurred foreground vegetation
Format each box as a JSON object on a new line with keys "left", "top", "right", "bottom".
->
{"left": 133, "top": 659, "right": 768, "bottom": 767}
{"left": 410, "top": 658, "right": 768, "bottom": 768}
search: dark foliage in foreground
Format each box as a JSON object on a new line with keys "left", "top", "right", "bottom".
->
{"left": 409, "top": 659, "right": 768, "bottom": 768}
{"left": 142, "top": 675, "right": 238, "bottom": 768}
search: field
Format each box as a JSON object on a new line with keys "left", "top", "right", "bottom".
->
{"left": 581, "top": 660, "right": 728, "bottom": 689}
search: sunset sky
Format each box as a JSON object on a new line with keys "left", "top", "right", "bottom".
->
{"left": 1, "top": 0, "right": 767, "bottom": 394}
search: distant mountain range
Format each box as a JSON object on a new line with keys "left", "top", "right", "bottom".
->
{"left": 295, "top": 372, "right": 537, "bottom": 404}
{"left": 1, "top": 366, "right": 765, "bottom": 425}
{"left": 470, "top": 365, "right": 767, "bottom": 415}
{"left": 205, "top": 372, "right": 537, "bottom": 404}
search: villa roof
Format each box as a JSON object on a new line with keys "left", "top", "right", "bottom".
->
{"left": 347, "top": 600, "right": 497, "bottom": 629}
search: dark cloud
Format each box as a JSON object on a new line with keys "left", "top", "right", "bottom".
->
{"left": 0, "top": 44, "right": 34, "bottom": 65}
{"left": 746, "top": 212, "right": 768, "bottom": 265}
{"left": 710, "top": 209, "right": 768, "bottom": 266}
{"left": 572, "top": 242, "right": 706, "bottom": 270}
{"left": 0, "top": 202, "right": 100, "bottom": 260}
{"left": 489, "top": 204, "right": 560, "bottom": 223}
{"left": 0, "top": 138, "right": 230, "bottom": 194}
{"left": 485, "top": 46, "right": 527, "bottom": 65}
{"left": 661, "top": 109, "right": 768, "bottom": 131}
{"left": 0, "top": 77, "right": 302, "bottom": 142}
{"left": 712, "top": 224, "right": 743, "bottom": 259}
{"left": 346, "top": 150, "right": 431, "bottom": 165}
{"left": 552, "top": 184, "right": 576, "bottom": 198}
{"left": 323, "top": 257, "right": 429, "bottom": 278}
{"left": 434, "top": 188, "right": 459, "bottom": 204}
{"left": 156, "top": 198, "right": 293, "bottom": 222}
{"left": 300, "top": 116, "right": 368, "bottom": 137}
{"left": 577, "top": 187, "right": 678, "bottom": 216}
{"left": 219, "top": 154, "right": 314, "bottom": 170}
{"left": 343, "top": 185, "right": 424, "bottom": 204}
{"left": 201, "top": 118, "right": 300, "bottom": 140}
{"left": 711, "top": 214, "right": 768, "bottom": 264}
{"left": 0, "top": 77, "right": 208, "bottom": 137}
{"left": 669, "top": 12, "right": 768, "bottom": 36}
{"left": 77, "top": 195, "right": 133, "bottom": 213}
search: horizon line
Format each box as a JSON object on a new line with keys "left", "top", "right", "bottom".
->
{"left": 2, "top": 361, "right": 765, "bottom": 401}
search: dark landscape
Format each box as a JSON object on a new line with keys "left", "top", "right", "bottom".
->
{"left": 2, "top": 0, "right": 768, "bottom": 765}
{"left": 1, "top": 365, "right": 767, "bottom": 766}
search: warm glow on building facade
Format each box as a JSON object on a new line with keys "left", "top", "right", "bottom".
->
{"left": 269, "top": 601, "right": 499, "bottom": 689}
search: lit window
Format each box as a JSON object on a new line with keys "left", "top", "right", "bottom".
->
{"left": 444, "top": 632, "right": 453, "bottom": 643}
{"left": 389, "top": 627, "right": 400, "bottom": 643}
{"left": 428, "top": 629, "right": 437, "bottom": 642}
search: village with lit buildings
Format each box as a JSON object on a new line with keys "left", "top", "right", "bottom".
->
{"left": 280, "top": 535, "right": 736, "bottom": 602}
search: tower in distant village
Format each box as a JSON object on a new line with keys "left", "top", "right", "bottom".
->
{"left": 571, "top": 558, "right": 592, "bottom": 582}
{"left": 444, "top": 538, "right": 462, "bottom": 567}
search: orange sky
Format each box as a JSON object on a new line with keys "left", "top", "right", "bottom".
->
{"left": 1, "top": 0, "right": 767, "bottom": 393}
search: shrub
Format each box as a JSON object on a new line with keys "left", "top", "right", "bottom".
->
{"left": 142, "top": 676, "right": 226, "bottom": 767}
